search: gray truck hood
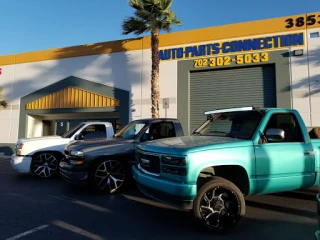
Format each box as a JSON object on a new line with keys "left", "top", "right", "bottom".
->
{"left": 66, "top": 137, "right": 133, "bottom": 152}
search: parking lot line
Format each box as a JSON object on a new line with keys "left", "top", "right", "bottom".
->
{"left": 52, "top": 220, "right": 104, "bottom": 240}
{"left": 5, "top": 224, "right": 49, "bottom": 240}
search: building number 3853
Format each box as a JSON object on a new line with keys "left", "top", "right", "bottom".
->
{"left": 285, "top": 14, "right": 320, "bottom": 28}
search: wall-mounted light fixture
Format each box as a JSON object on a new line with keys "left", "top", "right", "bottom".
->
{"left": 293, "top": 49, "right": 304, "bottom": 56}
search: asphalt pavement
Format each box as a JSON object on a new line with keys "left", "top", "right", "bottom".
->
{"left": 0, "top": 156, "right": 318, "bottom": 240}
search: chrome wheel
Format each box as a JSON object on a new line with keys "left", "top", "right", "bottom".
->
{"left": 199, "top": 186, "right": 241, "bottom": 231}
{"left": 32, "top": 153, "right": 59, "bottom": 178}
{"left": 94, "top": 160, "right": 125, "bottom": 193}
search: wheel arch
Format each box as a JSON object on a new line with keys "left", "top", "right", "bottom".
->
{"left": 87, "top": 154, "right": 128, "bottom": 172}
{"left": 31, "top": 150, "right": 64, "bottom": 160}
{"left": 196, "top": 163, "right": 250, "bottom": 195}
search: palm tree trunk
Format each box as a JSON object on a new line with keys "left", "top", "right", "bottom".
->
{"left": 151, "top": 29, "right": 160, "bottom": 118}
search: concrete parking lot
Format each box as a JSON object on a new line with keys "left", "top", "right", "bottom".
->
{"left": 0, "top": 156, "right": 318, "bottom": 240}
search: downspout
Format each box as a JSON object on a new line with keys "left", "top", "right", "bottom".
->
{"left": 139, "top": 37, "right": 143, "bottom": 117}
{"left": 306, "top": 29, "right": 312, "bottom": 127}
{"left": 9, "top": 57, "right": 16, "bottom": 139}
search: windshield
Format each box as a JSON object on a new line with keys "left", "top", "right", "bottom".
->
{"left": 61, "top": 124, "right": 85, "bottom": 138}
{"left": 114, "top": 120, "right": 148, "bottom": 139}
{"left": 193, "top": 110, "right": 263, "bottom": 140}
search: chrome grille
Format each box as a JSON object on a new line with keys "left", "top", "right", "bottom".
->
{"left": 137, "top": 151, "right": 160, "bottom": 174}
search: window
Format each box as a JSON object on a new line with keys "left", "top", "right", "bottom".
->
{"left": 147, "top": 121, "right": 176, "bottom": 140}
{"left": 61, "top": 124, "right": 85, "bottom": 138}
{"left": 80, "top": 124, "right": 106, "bottom": 140}
{"left": 113, "top": 120, "right": 147, "bottom": 139}
{"left": 194, "top": 111, "right": 263, "bottom": 140}
{"left": 310, "top": 32, "right": 319, "bottom": 38}
{"left": 263, "top": 113, "right": 304, "bottom": 143}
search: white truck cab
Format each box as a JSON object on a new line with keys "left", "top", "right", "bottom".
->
{"left": 11, "top": 121, "right": 114, "bottom": 178}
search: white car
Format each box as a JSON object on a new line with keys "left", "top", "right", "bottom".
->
{"left": 11, "top": 122, "right": 114, "bottom": 178}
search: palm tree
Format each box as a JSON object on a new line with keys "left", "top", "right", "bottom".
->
{"left": 122, "top": 0, "right": 182, "bottom": 118}
{"left": 0, "top": 87, "right": 7, "bottom": 108}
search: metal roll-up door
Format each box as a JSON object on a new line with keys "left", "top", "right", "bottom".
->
{"left": 189, "top": 64, "right": 276, "bottom": 133}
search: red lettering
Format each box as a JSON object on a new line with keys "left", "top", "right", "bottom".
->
{"left": 0, "top": 68, "right": 2, "bottom": 75}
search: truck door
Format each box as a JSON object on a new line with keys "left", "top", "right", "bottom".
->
{"left": 255, "top": 112, "right": 314, "bottom": 194}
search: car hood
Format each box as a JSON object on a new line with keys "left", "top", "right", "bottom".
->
{"left": 18, "top": 135, "right": 63, "bottom": 144}
{"left": 136, "top": 136, "right": 252, "bottom": 155}
{"left": 66, "top": 137, "right": 133, "bottom": 152}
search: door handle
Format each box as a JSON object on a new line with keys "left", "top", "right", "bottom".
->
{"left": 304, "top": 150, "right": 313, "bottom": 156}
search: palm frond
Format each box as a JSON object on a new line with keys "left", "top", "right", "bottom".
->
{"left": 122, "top": 0, "right": 181, "bottom": 35}
{"left": 170, "top": 18, "right": 182, "bottom": 25}
{"left": 159, "top": 0, "right": 172, "bottom": 12}
{"left": 135, "top": 10, "right": 154, "bottom": 21}
{"left": 122, "top": 17, "right": 149, "bottom": 35}
{"left": 128, "top": 0, "right": 144, "bottom": 11}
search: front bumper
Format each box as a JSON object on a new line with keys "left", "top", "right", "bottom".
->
{"left": 316, "top": 194, "right": 320, "bottom": 239}
{"left": 132, "top": 165, "right": 196, "bottom": 210}
{"left": 59, "top": 160, "right": 88, "bottom": 185}
{"left": 10, "top": 154, "right": 32, "bottom": 173}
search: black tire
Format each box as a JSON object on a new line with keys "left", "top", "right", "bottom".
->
{"left": 88, "top": 158, "right": 126, "bottom": 193}
{"left": 30, "top": 152, "right": 61, "bottom": 178}
{"left": 193, "top": 176, "right": 245, "bottom": 233}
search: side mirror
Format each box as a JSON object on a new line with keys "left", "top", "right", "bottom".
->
{"left": 74, "top": 133, "right": 84, "bottom": 141}
{"left": 140, "top": 133, "right": 152, "bottom": 142}
{"left": 265, "top": 128, "right": 285, "bottom": 142}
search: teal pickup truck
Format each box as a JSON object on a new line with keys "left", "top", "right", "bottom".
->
{"left": 132, "top": 107, "right": 320, "bottom": 233}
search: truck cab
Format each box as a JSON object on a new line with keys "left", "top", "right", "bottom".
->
{"left": 11, "top": 122, "right": 114, "bottom": 178}
{"left": 60, "top": 118, "right": 185, "bottom": 193}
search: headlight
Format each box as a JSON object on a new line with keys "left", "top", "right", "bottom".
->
{"left": 161, "top": 156, "right": 186, "bottom": 166}
{"left": 15, "top": 143, "right": 24, "bottom": 155}
{"left": 70, "top": 150, "right": 84, "bottom": 157}
{"left": 15, "top": 143, "right": 24, "bottom": 150}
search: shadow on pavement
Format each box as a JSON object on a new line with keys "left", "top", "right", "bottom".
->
{"left": 269, "top": 190, "right": 316, "bottom": 202}
{"left": 245, "top": 200, "right": 316, "bottom": 219}
{"left": 2, "top": 169, "right": 317, "bottom": 240}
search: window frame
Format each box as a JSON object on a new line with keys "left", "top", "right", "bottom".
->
{"left": 143, "top": 121, "right": 177, "bottom": 140}
{"left": 80, "top": 124, "right": 107, "bottom": 139}
{"left": 260, "top": 112, "right": 306, "bottom": 144}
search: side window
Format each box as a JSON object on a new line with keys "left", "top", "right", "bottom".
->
{"left": 148, "top": 121, "right": 176, "bottom": 140}
{"left": 80, "top": 124, "right": 106, "bottom": 140}
{"left": 264, "top": 113, "right": 304, "bottom": 143}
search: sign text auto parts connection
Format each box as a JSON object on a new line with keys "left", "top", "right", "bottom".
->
{"left": 159, "top": 32, "right": 304, "bottom": 61}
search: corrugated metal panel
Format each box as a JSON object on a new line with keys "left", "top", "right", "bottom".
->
{"left": 189, "top": 64, "right": 276, "bottom": 132}
{"left": 26, "top": 86, "right": 120, "bottom": 110}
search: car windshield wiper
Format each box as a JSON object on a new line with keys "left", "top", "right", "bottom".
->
{"left": 192, "top": 132, "right": 202, "bottom": 136}
{"left": 113, "top": 135, "right": 123, "bottom": 138}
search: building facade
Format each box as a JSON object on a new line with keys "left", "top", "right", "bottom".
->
{"left": 0, "top": 12, "right": 319, "bottom": 155}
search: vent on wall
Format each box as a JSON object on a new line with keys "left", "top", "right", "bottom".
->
{"left": 310, "top": 32, "right": 319, "bottom": 38}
